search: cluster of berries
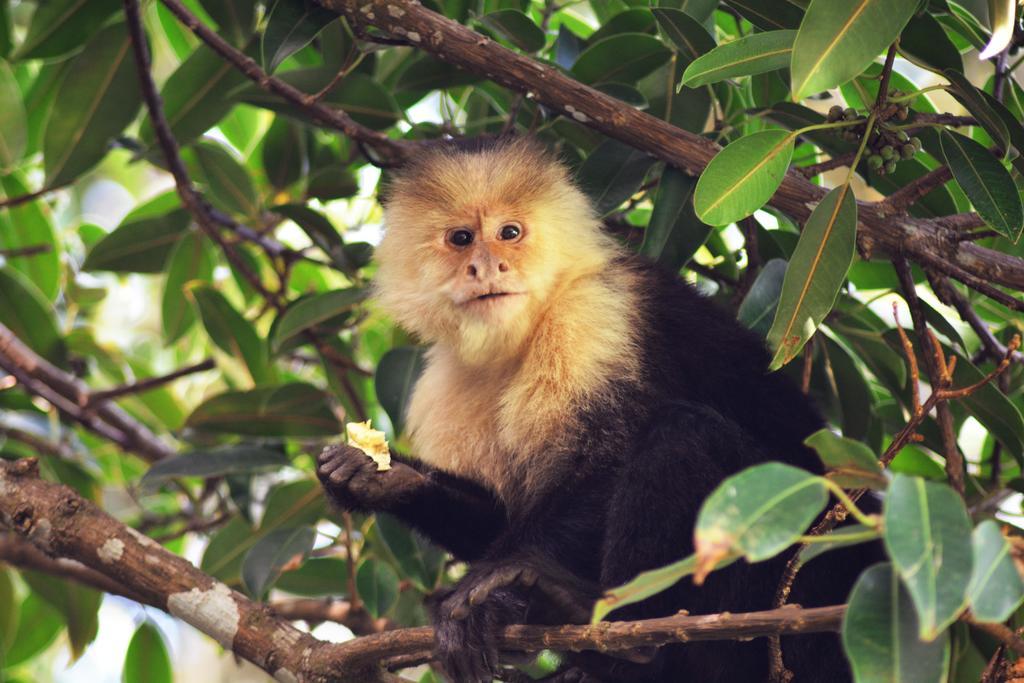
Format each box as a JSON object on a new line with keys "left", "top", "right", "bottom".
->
{"left": 825, "top": 100, "right": 923, "bottom": 175}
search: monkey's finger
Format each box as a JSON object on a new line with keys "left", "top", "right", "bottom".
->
{"left": 327, "top": 457, "right": 367, "bottom": 486}
{"left": 316, "top": 456, "right": 347, "bottom": 478}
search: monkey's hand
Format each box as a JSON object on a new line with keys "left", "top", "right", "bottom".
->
{"left": 431, "top": 561, "right": 592, "bottom": 682}
{"left": 316, "top": 444, "right": 425, "bottom": 511}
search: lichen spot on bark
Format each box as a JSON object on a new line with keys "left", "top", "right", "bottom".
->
{"left": 167, "top": 583, "right": 240, "bottom": 649}
{"left": 98, "top": 538, "right": 125, "bottom": 564}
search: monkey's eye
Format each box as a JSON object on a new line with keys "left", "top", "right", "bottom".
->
{"left": 498, "top": 224, "right": 522, "bottom": 241}
{"left": 447, "top": 229, "right": 474, "bottom": 247}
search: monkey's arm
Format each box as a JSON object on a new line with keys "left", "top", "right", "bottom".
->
{"left": 316, "top": 444, "right": 506, "bottom": 561}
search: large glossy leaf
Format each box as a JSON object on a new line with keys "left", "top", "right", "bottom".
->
{"left": 651, "top": 8, "right": 716, "bottom": 64}
{"left": 572, "top": 33, "right": 671, "bottom": 84}
{"left": 275, "top": 557, "right": 350, "bottom": 597}
{"left": 842, "top": 563, "right": 950, "bottom": 683}
{"left": 162, "top": 231, "right": 216, "bottom": 343}
{"left": 967, "top": 520, "right": 1024, "bottom": 623}
{"left": 694, "top": 130, "right": 794, "bottom": 226}
{"left": 940, "top": 130, "right": 1023, "bottom": 242}
{"left": 139, "top": 42, "right": 249, "bottom": 147}
{"left": 726, "top": 0, "right": 803, "bottom": 30}
{"left": 271, "top": 288, "right": 367, "bottom": 352}
{"left": 141, "top": 445, "right": 289, "bottom": 490}
{"left": 694, "top": 462, "right": 828, "bottom": 579}
{"left": 577, "top": 140, "right": 656, "bottom": 216}
{"left": 737, "top": 259, "right": 787, "bottom": 338}
{"left": 790, "top": 0, "right": 918, "bottom": 100}
{"left": 191, "top": 286, "right": 273, "bottom": 385}
{"left": 261, "top": 118, "right": 307, "bottom": 190}
{"left": 242, "top": 526, "right": 317, "bottom": 599}
{"left": 375, "top": 514, "right": 446, "bottom": 592}
{"left": 884, "top": 475, "right": 972, "bottom": 640}
{"left": 943, "top": 69, "right": 1011, "bottom": 153}
{"left": 199, "top": 0, "right": 256, "bottom": 46}
{"left": 123, "top": 623, "right": 172, "bottom": 683}
{"left": 21, "top": 571, "right": 101, "bottom": 661}
{"left": 43, "top": 22, "right": 142, "bottom": 186}
{"left": 588, "top": 9, "right": 656, "bottom": 45}
{"left": 83, "top": 209, "right": 191, "bottom": 273}
{"left": 0, "top": 268, "right": 64, "bottom": 365}
{"left": 186, "top": 383, "right": 342, "bottom": 437}
{"left": 479, "top": 9, "right": 546, "bottom": 52}
{"left": 640, "top": 166, "right": 709, "bottom": 271}
{"left": 355, "top": 559, "right": 400, "bottom": 619}
{"left": 682, "top": 31, "right": 796, "bottom": 87}
{"left": 900, "top": 12, "right": 963, "bottom": 73}
{"left": 14, "top": 0, "right": 120, "bottom": 60}
{"left": 262, "top": 0, "right": 337, "bottom": 73}
{"left": 375, "top": 346, "right": 427, "bottom": 437}
{"left": 767, "top": 184, "right": 857, "bottom": 370}
{"left": 805, "top": 428, "right": 886, "bottom": 490}
{"left": 979, "top": 0, "right": 1015, "bottom": 59}
{"left": 0, "top": 568, "right": 14, "bottom": 653}
{"left": 188, "top": 140, "right": 260, "bottom": 219}
{"left": 3, "top": 594, "right": 62, "bottom": 668}
{"left": 0, "top": 60, "right": 25, "bottom": 169}
{"left": 0, "top": 173, "right": 60, "bottom": 301}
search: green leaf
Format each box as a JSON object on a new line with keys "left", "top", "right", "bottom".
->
{"left": 790, "top": 0, "right": 918, "bottom": 100}
{"left": 43, "top": 22, "right": 143, "bottom": 186}
{"left": 842, "top": 563, "right": 950, "bottom": 683}
{"left": 578, "top": 140, "right": 656, "bottom": 216}
{"left": 0, "top": 173, "right": 60, "bottom": 301}
{"left": 651, "top": 8, "right": 716, "bottom": 64}
{"left": 0, "top": 267, "right": 64, "bottom": 365}
{"left": 796, "top": 523, "right": 880, "bottom": 567}
{"left": 261, "top": 118, "right": 307, "bottom": 190}
{"left": 275, "top": 557, "right": 350, "bottom": 597}
{"left": 162, "top": 231, "right": 216, "bottom": 343}
{"left": 682, "top": 30, "right": 796, "bottom": 88}
{"left": 188, "top": 140, "right": 260, "bottom": 219}
{"left": 948, "top": 351, "right": 1024, "bottom": 460}
{"left": 479, "top": 9, "right": 546, "bottom": 52}
{"left": 695, "top": 129, "right": 794, "bottom": 226}
{"left": 3, "top": 594, "right": 63, "bottom": 668}
{"left": 979, "top": 0, "right": 1016, "bottom": 60}
{"left": 640, "top": 166, "right": 709, "bottom": 271}
{"left": 883, "top": 474, "right": 972, "bottom": 640}
{"left": 262, "top": 0, "right": 337, "bottom": 73}
{"left": 822, "top": 336, "right": 873, "bottom": 442}
{"left": 375, "top": 346, "right": 427, "bottom": 437}
{"left": 695, "top": 462, "right": 829, "bottom": 578}
{"left": 139, "top": 41, "right": 250, "bottom": 148}
{"left": 123, "top": 622, "right": 172, "bottom": 683}
{"left": 572, "top": 33, "right": 671, "bottom": 84}
{"left": 141, "top": 445, "right": 289, "bottom": 490}
{"left": 83, "top": 209, "right": 191, "bottom": 273}
{"left": 0, "top": 60, "right": 26, "bottom": 169}
{"left": 191, "top": 286, "right": 273, "bottom": 385}
{"left": 939, "top": 130, "right": 1023, "bottom": 242}
{"left": 726, "top": 0, "right": 803, "bottom": 30}
{"left": 967, "top": 520, "right": 1024, "bottom": 623}
{"left": 200, "top": 516, "right": 254, "bottom": 582}
{"left": 21, "top": 571, "right": 101, "bottom": 661}
{"left": 805, "top": 428, "right": 886, "bottom": 490}
{"left": 900, "top": 12, "right": 963, "bottom": 73}
{"left": 588, "top": 9, "right": 656, "bottom": 46}
{"left": 943, "top": 69, "right": 1011, "bottom": 153}
{"left": 186, "top": 383, "right": 343, "bottom": 437}
{"left": 14, "top": 0, "right": 120, "bottom": 60}
{"left": 355, "top": 559, "right": 400, "bottom": 619}
{"left": 375, "top": 514, "right": 446, "bottom": 592}
{"left": 592, "top": 553, "right": 738, "bottom": 622}
{"left": 271, "top": 288, "right": 366, "bottom": 352}
{"left": 767, "top": 184, "right": 857, "bottom": 369}
{"left": 242, "top": 526, "right": 317, "bottom": 599}
{"left": 274, "top": 203, "right": 351, "bottom": 271}
{"left": 199, "top": 0, "right": 256, "bottom": 47}
{"left": 0, "top": 568, "right": 15, "bottom": 653}
{"left": 737, "top": 258, "right": 787, "bottom": 338}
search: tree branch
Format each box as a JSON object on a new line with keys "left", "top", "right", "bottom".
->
{"left": 0, "top": 323, "right": 174, "bottom": 462}
{"left": 878, "top": 166, "right": 953, "bottom": 215}
{"left": 84, "top": 358, "right": 215, "bottom": 407}
{"left": 156, "top": 0, "right": 410, "bottom": 167}
{"left": 0, "top": 457, "right": 847, "bottom": 680}
{"left": 321, "top": 0, "right": 1024, "bottom": 298}
{"left": 929, "top": 274, "right": 1024, "bottom": 364}
{"left": 0, "top": 244, "right": 53, "bottom": 259}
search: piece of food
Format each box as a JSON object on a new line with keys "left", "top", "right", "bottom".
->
{"left": 346, "top": 420, "right": 391, "bottom": 471}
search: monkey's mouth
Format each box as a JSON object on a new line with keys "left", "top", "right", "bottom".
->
{"left": 464, "top": 291, "right": 525, "bottom": 305}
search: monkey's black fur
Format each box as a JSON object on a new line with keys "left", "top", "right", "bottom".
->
{"left": 319, "top": 258, "right": 880, "bottom": 682}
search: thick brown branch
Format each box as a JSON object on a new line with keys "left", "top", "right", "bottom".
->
{"left": 156, "top": 0, "right": 409, "bottom": 167}
{"left": 322, "top": 0, "right": 1024, "bottom": 296}
{"left": 0, "top": 323, "right": 174, "bottom": 462}
{"left": 0, "top": 457, "right": 847, "bottom": 680}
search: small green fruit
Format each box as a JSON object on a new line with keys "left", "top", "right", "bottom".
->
{"left": 901, "top": 143, "right": 916, "bottom": 159}
{"left": 881, "top": 145, "right": 896, "bottom": 160}
{"left": 827, "top": 105, "right": 844, "bottom": 122}
{"left": 884, "top": 159, "right": 898, "bottom": 174}
{"left": 843, "top": 107, "right": 858, "bottom": 121}
{"left": 911, "top": 136, "right": 922, "bottom": 152}
{"left": 868, "top": 154, "right": 884, "bottom": 170}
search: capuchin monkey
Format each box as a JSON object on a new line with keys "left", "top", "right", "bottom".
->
{"left": 317, "top": 137, "right": 876, "bottom": 682}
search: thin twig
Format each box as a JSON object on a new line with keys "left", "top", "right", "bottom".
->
{"left": 0, "top": 183, "right": 69, "bottom": 210}
{"left": 877, "top": 166, "right": 953, "bottom": 215}
{"left": 796, "top": 153, "right": 857, "bottom": 178}
{"left": 85, "top": 359, "right": 215, "bottom": 406}
{"left": 928, "top": 273, "right": 1024, "bottom": 364}
{"left": 0, "top": 244, "right": 53, "bottom": 259}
